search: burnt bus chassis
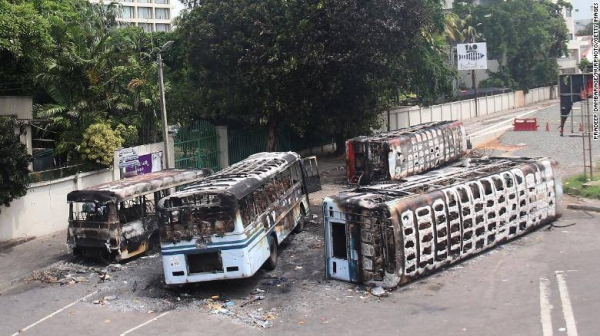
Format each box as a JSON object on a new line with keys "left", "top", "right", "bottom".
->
{"left": 324, "top": 156, "right": 561, "bottom": 288}
{"left": 346, "top": 120, "right": 467, "bottom": 185}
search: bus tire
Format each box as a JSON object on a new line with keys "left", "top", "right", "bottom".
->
{"left": 264, "top": 234, "right": 278, "bottom": 270}
{"left": 293, "top": 206, "right": 307, "bottom": 234}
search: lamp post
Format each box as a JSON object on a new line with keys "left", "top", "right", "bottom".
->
{"left": 158, "top": 40, "right": 174, "bottom": 169}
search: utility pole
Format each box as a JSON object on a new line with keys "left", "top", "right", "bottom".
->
{"left": 158, "top": 40, "right": 174, "bottom": 169}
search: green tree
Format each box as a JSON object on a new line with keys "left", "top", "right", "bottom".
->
{"left": 576, "top": 22, "right": 598, "bottom": 36}
{"left": 457, "top": 0, "right": 570, "bottom": 90}
{"left": 0, "top": 0, "right": 53, "bottom": 95}
{"left": 177, "top": 0, "right": 453, "bottom": 150}
{"left": 0, "top": 117, "right": 32, "bottom": 213}
{"left": 78, "top": 123, "right": 123, "bottom": 166}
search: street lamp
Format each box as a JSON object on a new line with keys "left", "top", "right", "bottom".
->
{"left": 158, "top": 40, "right": 174, "bottom": 169}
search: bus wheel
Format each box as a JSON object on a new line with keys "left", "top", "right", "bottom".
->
{"left": 293, "top": 206, "right": 307, "bottom": 234}
{"left": 264, "top": 234, "right": 278, "bottom": 270}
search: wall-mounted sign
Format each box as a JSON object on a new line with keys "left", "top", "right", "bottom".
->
{"left": 125, "top": 152, "right": 163, "bottom": 175}
{"left": 118, "top": 148, "right": 139, "bottom": 169}
{"left": 457, "top": 42, "right": 488, "bottom": 70}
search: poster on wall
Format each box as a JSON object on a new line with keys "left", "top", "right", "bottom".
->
{"left": 124, "top": 151, "right": 163, "bottom": 176}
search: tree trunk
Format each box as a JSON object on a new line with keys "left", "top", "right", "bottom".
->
{"left": 334, "top": 133, "right": 346, "bottom": 156}
{"left": 266, "top": 119, "right": 278, "bottom": 152}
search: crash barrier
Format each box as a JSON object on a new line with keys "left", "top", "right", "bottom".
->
{"left": 346, "top": 121, "right": 467, "bottom": 185}
{"left": 324, "top": 156, "right": 561, "bottom": 288}
{"left": 513, "top": 118, "right": 539, "bottom": 131}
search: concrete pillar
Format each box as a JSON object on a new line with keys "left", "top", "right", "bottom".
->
{"left": 216, "top": 126, "right": 229, "bottom": 169}
{"left": 166, "top": 136, "right": 175, "bottom": 169}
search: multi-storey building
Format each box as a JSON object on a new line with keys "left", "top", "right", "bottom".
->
{"left": 90, "top": 0, "right": 176, "bottom": 32}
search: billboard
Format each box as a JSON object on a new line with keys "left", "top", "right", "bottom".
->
{"left": 457, "top": 42, "right": 488, "bottom": 70}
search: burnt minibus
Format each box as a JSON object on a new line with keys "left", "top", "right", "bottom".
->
{"left": 67, "top": 169, "right": 211, "bottom": 261}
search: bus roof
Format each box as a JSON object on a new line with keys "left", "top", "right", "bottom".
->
{"left": 164, "top": 152, "right": 300, "bottom": 201}
{"left": 67, "top": 169, "right": 211, "bottom": 203}
{"left": 348, "top": 120, "right": 462, "bottom": 143}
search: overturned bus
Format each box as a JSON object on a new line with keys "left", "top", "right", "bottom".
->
{"left": 67, "top": 169, "right": 211, "bottom": 261}
{"left": 346, "top": 120, "right": 467, "bottom": 184}
{"left": 325, "top": 156, "right": 561, "bottom": 288}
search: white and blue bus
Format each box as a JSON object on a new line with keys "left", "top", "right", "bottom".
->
{"left": 158, "top": 152, "right": 320, "bottom": 284}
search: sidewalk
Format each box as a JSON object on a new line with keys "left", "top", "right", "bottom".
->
{"left": 0, "top": 230, "right": 72, "bottom": 293}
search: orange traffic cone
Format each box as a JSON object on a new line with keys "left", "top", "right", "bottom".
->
{"left": 546, "top": 122, "right": 549, "bottom": 131}
{"left": 579, "top": 123, "right": 583, "bottom": 132}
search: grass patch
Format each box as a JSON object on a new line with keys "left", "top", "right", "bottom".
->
{"left": 563, "top": 171, "right": 600, "bottom": 199}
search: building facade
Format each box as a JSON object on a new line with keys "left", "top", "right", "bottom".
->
{"left": 90, "top": 0, "right": 175, "bottom": 32}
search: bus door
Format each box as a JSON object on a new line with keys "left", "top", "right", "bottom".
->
{"left": 301, "top": 156, "right": 321, "bottom": 192}
{"left": 324, "top": 204, "right": 361, "bottom": 283}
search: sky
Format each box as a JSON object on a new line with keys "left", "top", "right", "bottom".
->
{"left": 573, "top": 0, "right": 593, "bottom": 20}
{"left": 172, "top": 0, "right": 185, "bottom": 20}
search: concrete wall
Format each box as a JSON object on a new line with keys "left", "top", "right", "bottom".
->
{"left": 0, "top": 169, "right": 113, "bottom": 241}
{"left": 382, "top": 85, "right": 556, "bottom": 131}
{"left": 0, "top": 141, "right": 173, "bottom": 242}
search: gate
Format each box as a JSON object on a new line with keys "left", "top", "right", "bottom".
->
{"left": 174, "top": 120, "right": 220, "bottom": 171}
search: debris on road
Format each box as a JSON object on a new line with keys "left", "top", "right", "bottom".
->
{"left": 370, "top": 286, "right": 388, "bottom": 297}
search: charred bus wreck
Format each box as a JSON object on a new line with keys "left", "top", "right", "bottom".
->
{"left": 346, "top": 120, "right": 467, "bottom": 184}
{"left": 67, "top": 169, "right": 211, "bottom": 261}
{"left": 324, "top": 157, "right": 561, "bottom": 288}
{"left": 158, "top": 152, "right": 320, "bottom": 284}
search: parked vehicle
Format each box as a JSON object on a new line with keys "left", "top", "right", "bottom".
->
{"left": 346, "top": 120, "right": 467, "bottom": 184}
{"left": 324, "top": 156, "right": 561, "bottom": 287}
{"left": 67, "top": 169, "right": 211, "bottom": 261}
{"left": 158, "top": 152, "right": 320, "bottom": 284}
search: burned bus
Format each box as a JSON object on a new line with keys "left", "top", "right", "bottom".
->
{"left": 67, "top": 169, "right": 211, "bottom": 261}
{"left": 346, "top": 120, "right": 467, "bottom": 184}
{"left": 324, "top": 156, "right": 561, "bottom": 288}
{"left": 158, "top": 152, "right": 320, "bottom": 285}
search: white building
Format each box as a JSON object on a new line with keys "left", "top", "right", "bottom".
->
{"left": 90, "top": 0, "right": 176, "bottom": 32}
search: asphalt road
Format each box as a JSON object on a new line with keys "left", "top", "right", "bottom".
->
{"left": 1, "top": 198, "right": 597, "bottom": 336}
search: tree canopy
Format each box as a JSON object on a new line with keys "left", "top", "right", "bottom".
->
{"left": 175, "top": 0, "right": 455, "bottom": 149}
{"left": 454, "top": 0, "right": 570, "bottom": 91}
{"left": 0, "top": 117, "right": 31, "bottom": 213}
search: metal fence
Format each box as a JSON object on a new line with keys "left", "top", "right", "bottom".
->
{"left": 174, "top": 120, "right": 221, "bottom": 171}
{"left": 227, "top": 127, "right": 292, "bottom": 165}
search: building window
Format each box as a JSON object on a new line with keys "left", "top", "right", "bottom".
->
{"left": 569, "top": 34, "right": 573, "bottom": 41}
{"left": 137, "top": 0, "right": 151, "bottom": 3}
{"left": 139, "top": 23, "right": 153, "bottom": 32}
{"left": 156, "top": 0, "right": 169, "bottom": 4}
{"left": 121, "top": 0, "right": 133, "bottom": 2}
{"left": 155, "top": 8, "right": 169, "bottom": 20}
{"left": 137, "top": 7, "right": 152, "bottom": 19}
{"left": 121, "top": 6, "right": 134, "bottom": 19}
{"left": 156, "top": 24, "right": 170, "bottom": 32}
{"left": 566, "top": 8, "right": 571, "bottom": 17}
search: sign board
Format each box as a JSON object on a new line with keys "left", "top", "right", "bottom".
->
{"left": 118, "top": 148, "right": 139, "bottom": 169}
{"left": 457, "top": 43, "right": 488, "bottom": 70}
{"left": 125, "top": 152, "right": 163, "bottom": 175}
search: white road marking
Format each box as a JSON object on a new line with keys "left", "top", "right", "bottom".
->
{"left": 11, "top": 290, "right": 99, "bottom": 336}
{"left": 120, "top": 311, "right": 171, "bottom": 336}
{"left": 539, "top": 277, "right": 554, "bottom": 336}
{"left": 556, "top": 273, "right": 578, "bottom": 336}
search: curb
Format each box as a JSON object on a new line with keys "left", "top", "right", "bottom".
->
{"left": 566, "top": 204, "right": 600, "bottom": 213}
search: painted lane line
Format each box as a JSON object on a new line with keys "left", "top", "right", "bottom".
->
{"left": 539, "top": 277, "right": 554, "bottom": 336}
{"left": 468, "top": 104, "right": 556, "bottom": 137}
{"left": 11, "top": 290, "right": 99, "bottom": 336}
{"left": 120, "top": 311, "right": 171, "bottom": 336}
{"left": 556, "top": 273, "right": 579, "bottom": 336}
